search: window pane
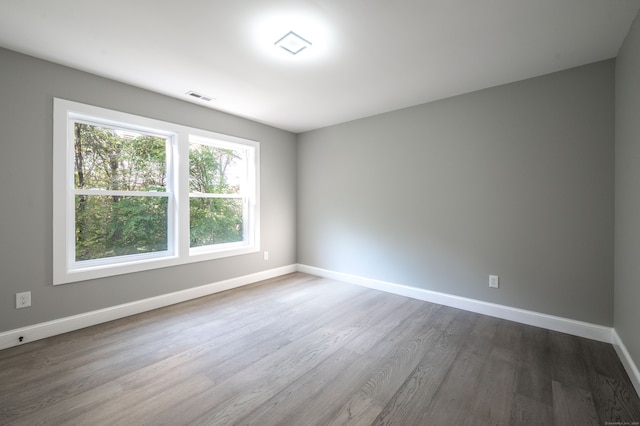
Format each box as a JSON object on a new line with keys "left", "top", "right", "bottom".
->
{"left": 74, "top": 123, "right": 167, "bottom": 191}
{"left": 190, "top": 197, "right": 244, "bottom": 247}
{"left": 75, "top": 195, "right": 168, "bottom": 261}
{"left": 189, "top": 144, "right": 245, "bottom": 194}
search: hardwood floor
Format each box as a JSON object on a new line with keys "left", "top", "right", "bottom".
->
{"left": 1, "top": 272, "right": 639, "bottom": 425}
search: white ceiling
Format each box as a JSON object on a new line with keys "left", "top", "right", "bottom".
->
{"left": 0, "top": 1, "right": 638, "bottom": 133}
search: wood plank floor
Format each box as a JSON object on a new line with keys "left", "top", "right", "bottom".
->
{"left": 1, "top": 272, "right": 639, "bottom": 425}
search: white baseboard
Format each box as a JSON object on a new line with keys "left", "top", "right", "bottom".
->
{"left": 0, "top": 264, "right": 297, "bottom": 351}
{"left": 296, "top": 264, "right": 613, "bottom": 343}
{"left": 612, "top": 330, "right": 640, "bottom": 397}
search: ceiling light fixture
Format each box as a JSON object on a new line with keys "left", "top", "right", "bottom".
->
{"left": 274, "top": 31, "right": 311, "bottom": 55}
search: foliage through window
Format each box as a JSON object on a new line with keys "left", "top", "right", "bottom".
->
{"left": 74, "top": 122, "right": 170, "bottom": 261}
{"left": 53, "top": 99, "right": 259, "bottom": 284}
{"left": 189, "top": 140, "right": 248, "bottom": 248}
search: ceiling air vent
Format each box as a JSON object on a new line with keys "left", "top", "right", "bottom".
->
{"left": 186, "top": 91, "right": 214, "bottom": 102}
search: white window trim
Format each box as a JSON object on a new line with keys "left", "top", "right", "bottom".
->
{"left": 53, "top": 98, "right": 260, "bottom": 285}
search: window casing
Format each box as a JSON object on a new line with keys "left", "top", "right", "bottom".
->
{"left": 53, "top": 99, "right": 259, "bottom": 284}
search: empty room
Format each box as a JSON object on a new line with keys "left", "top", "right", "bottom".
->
{"left": 1, "top": 1, "right": 640, "bottom": 424}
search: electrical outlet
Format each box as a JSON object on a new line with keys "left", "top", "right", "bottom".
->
{"left": 489, "top": 275, "right": 499, "bottom": 289}
{"left": 263, "top": 251, "right": 269, "bottom": 261}
{"left": 16, "top": 291, "right": 31, "bottom": 309}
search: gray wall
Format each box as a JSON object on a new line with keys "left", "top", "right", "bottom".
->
{"left": 298, "top": 60, "right": 615, "bottom": 326}
{"left": 0, "top": 47, "right": 297, "bottom": 332}
{"left": 615, "top": 13, "right": 640, "bottom": 373}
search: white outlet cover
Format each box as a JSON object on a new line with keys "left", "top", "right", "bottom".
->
{"left": 489, "top": 275, "right": 499, "bottom": 288}
{"left": 16, "top": 291, "right": 31, "bottom": 308}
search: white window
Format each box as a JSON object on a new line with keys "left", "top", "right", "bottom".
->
{"left": 188, "top": 135, "right": 258, "bottom": 253}
{"left": 53, "top": 99, "right": 259, "bottom": 284}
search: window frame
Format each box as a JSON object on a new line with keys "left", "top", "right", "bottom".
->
{"left": 187, "top": 133, "right": 258, "bottom": 254}
{"left": 69, "top": 117, "right": 176, "bottom": 268}
{"left": 53, "top": 98, "right": 260, "bottom": 285}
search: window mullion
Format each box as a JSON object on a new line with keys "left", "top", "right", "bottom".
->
{"left": 177, "top": 131, "right": 191, "bottom": 259}
{"left": 188, "top": 193, "right": 244, "bottom": 199}
{"left": 73, "top": 189, "right": 171, "bottom": 197}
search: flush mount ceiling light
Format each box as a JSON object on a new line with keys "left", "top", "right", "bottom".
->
{"left": 275, "top": 31, "right": 312, "bottom": 55}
